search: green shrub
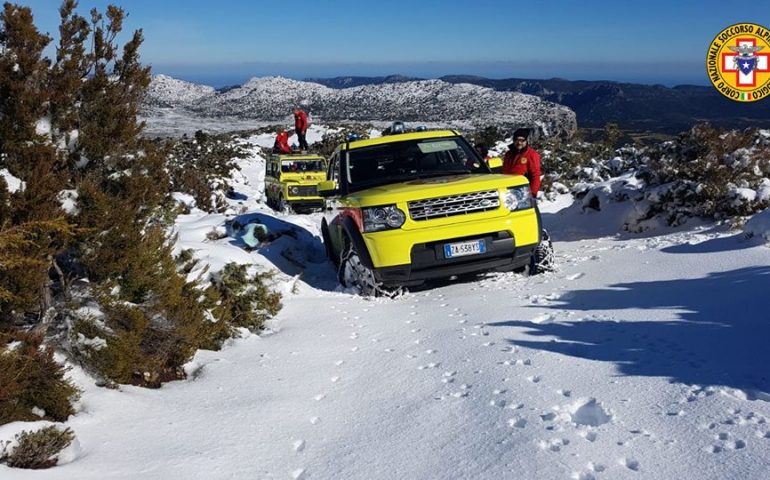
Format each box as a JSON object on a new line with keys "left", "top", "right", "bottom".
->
{"left": 0, "top": 333, "right": 80, "bottom": 425}
{"left": 1, "top": 426, "right": 75, "bottom": 469}
{"left": 209, "top": 263, "right": 282, "bottom": 331}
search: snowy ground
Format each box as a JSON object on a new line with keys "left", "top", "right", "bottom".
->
{"left": 3, "top": 137, "right": 770, "bottom": 480}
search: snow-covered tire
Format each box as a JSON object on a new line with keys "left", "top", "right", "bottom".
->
{"left": 278, "top": 196, "right": 292, "bottom": 215}
{"left": 529, "top": 230, "right": 555, "bottom": 275}
{"left": 338, "top": 240, "right": 400, "bottom": 297}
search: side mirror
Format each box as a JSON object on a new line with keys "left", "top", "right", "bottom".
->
{"left": 318, "top": 180, "right": 339, "bottom": 197}
{"left": 488, "top": 157, "right": 503, "bottom": 173}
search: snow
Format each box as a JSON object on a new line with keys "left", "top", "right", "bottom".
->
{"left": 143, "top": 75, "right": 576, "bottom": 139}
{"left": 745, "top": 208, "right": 770, "bottom": 243}
{"left": 1, "top": 168, "right": 25, "bottom": 193}
{"left": 4, "top": 131, "right": 770, "bottom": 479}
{"left": 35, "top": 117, "right": 51, "bottom": 137}
{"left": 57, "top": 190, "right": 79, "bottom": 215}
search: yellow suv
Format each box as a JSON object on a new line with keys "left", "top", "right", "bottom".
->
{"left": 319, "top": 130, "right": 542, "bottom": 295}
{"left": 265, "top": 153, "right": 327, "bottom": 212}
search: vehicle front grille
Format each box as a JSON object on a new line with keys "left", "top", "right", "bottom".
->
{"left": 408, "top": 189, "right": 500, "bottom": 221}
{"left": 289, "top": 185, "right": 318, "bottom": 197}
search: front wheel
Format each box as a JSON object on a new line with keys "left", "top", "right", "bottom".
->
{"left": 529, "top": 230, "right": 555, "bottom": 275}
{"left": 278, "top": 196, "right": 292, "bottom": 214}
{"left": 338, "top": 240, "right": 400, "bottom": 297}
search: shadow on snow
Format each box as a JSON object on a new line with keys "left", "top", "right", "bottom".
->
{"left": 489, "top": 266, "right": 770, "bottom": 400}
{"left": 227, "top": 212, "right": 339, "bottom": 292}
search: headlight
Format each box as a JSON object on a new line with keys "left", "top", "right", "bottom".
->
{"left": 502, "top": 186, "right": 532, "bottom": 211}
{"left": 362, "top": 205, "right": 406, "bottom": 232}
{"left": 289, "top": 186, "right": 300, "bottom": 196}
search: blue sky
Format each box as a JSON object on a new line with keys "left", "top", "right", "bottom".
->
{"left": 17, "top": 0, "right": 770, "bottom": 87}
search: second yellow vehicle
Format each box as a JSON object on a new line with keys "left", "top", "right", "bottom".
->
{"left": 264, "top": 153, "right": 327, "bottom": 213}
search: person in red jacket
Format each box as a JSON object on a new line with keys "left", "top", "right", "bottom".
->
{"left": 272, "top": 130, "right": 292, "bottom": 154}
{"left": 502, "top": 128, "right": 541, "bottom": 197}
{"left": 293, "top": 108, "right": 309, "bottom": 151}
{"left": 502, "top": 128, "right": 553, "bottom": 274}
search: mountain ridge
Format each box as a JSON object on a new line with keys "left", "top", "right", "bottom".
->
{"left": 308, "top": 75, "right": 770, "bottom": 133}
{"left": 144, "top": 75, "right": 578, "bottom": 138}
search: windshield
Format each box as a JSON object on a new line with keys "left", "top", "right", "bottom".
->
{"left": 281, "top": 159, "right": 325, "bottom": 173}
{"left": 346, "top": 137, "right": 489, "bottom": 191}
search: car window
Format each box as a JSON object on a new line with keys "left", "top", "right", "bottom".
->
{"left": 346, "top": 137, "right": 488, "bottom": 192}
{"left": 281, "top": 160, "right": 325, "bottom": 173}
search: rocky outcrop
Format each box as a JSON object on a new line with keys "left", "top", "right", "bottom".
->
{"left": 145, "top": 75, "right": 577, "bottom": 139}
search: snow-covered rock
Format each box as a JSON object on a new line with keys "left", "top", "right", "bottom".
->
{"left": 144, "top": 75, "right": 577, "bottom": 138}
{"left": 146, "top": 74, "right": 216, "bottom": 108}
{"left": 745, "top": 208, "right": 770, "bottom": 243}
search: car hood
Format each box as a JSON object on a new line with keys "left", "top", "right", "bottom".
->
{"left": 282, "top": 172, "right": 326, "bottom": 183}
{"left": 351, "top": 173, "right": 529, "bottom": 206}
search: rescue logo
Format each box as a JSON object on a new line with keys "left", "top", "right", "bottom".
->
{"left": 707, "top": 23, "right": 770, "bottom": 102}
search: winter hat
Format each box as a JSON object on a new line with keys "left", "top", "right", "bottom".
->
{"left": 512, "top": 128, "right": 530, "bottom": 140}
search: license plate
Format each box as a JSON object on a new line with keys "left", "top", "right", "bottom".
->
{"left": 444, "top": 239, "right": 486, "bottom": 258}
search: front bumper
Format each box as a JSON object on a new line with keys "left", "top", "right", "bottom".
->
{"left": 359, "top": 208, "right": 540, "bottom": 286}
{"left": 362, "top": 208, "right": 540, "bottom": 267}
{"left": 287, "top": 199, "right": 324, "bottom": 211}
{"left": 373, "top": 231, "right": 536, "bottom": 285}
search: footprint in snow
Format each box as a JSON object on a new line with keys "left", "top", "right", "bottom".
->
{"left": 291, "top": 468, "right": 306, "bottom": 480}
{"left": 417, "top": 362, "right": 440, "bottom": 370}
{"left": 620, "top": 458, "right": 640, "bottom": 471}
{"left": 727, "top": 439, "right": 746, "bottom": 450}
{"left": 539, "top": 437, "right": 569, "bottom": 452}
{"left": 566, "top": 272, "right": 585, "bottom": 281}
{"left": 293, "top": 440, "right": 306, "bottom": 453}
{"left": 571, "top": 472, "right": 596, "bottom": 480}
{"left": 528, "top": 375, "right": 542, "bottom": 383}
{"left": 508, "top": 417, "right": 527, "bottom": 428}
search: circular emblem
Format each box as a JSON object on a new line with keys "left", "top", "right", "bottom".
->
{"left": 707, "top": 23, "right": 770, "bottom": 102}
{"left": 520, "top": 158, "right": 527, "bottom": 164}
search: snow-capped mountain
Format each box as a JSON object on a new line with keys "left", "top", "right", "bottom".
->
{"left": 144, "top": 75, "right": 577, "bottom": 138}
{"left": 145, "top": 74, "right": 216, "bottom": 107}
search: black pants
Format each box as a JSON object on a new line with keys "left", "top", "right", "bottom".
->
{"left": 297, "top": 131, "right": 309, "bottom": 150}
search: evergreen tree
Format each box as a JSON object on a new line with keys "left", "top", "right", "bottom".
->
{"left": 0, "top": 3, "right": 51, "bottom": 179}
{"left": 48, "top": 0, "right": 90, "bottom": 166}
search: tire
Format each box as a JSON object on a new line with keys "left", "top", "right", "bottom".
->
{"left": 338, "top": 239, "right": 399, "bottom": 297}
{"left": 321, "top": 223, "right": 338, "bottom": 266}
{"left": 278, "top": 196, "right": 292, "bottom": 214}
{"left": 529, "top": 230, "right": 555, "bottom": 275}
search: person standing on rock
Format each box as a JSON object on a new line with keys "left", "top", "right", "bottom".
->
{"left": 293, "top": 108, "right": 309, "bottom": 151}
{"left": 502, "top": 128, "right": 553, "bottom": 274}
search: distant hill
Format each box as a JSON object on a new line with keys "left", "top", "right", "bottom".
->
{"left": 304, "top": 74, "right": 422, "bottom": 89}
{"left": 307, "top": 75, "right": 770, "bottom": 133}
{"left": 144, "top": 75, "right": 578, "bottom": 138}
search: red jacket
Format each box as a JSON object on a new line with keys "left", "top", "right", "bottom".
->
{"left": 273, "top": 132, "right": 291, "bottom": 153}
{"left": 502, "top": 147, "right": 541, "bottom": 196}
{"left": 294, "top": 110, "right": 308, "bottom": 133}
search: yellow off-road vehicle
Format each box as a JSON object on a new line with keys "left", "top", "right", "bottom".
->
{"left": 319, "top": 129, "right": 543, "bottom": 295}
{"left": 265, "top": 153, "right": 327, "bottom": 213}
